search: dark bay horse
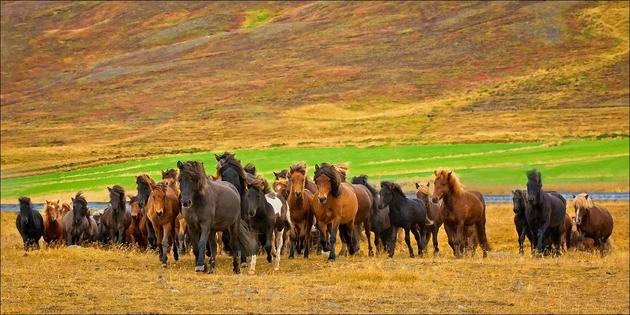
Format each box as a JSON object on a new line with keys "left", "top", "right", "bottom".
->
{"left": 525, "top": 169, "right": 566, "bottom": 256}
{"left": 379, "top": 181, "right": 427, "bottom": 258}
{"left": 178, "top": 160, "right": 256, "bottom": 274}
{"left": 433, "top": 169, "right": 489, "bottom": 258}
{"left": 415, "top": 181, "right": 443, "bottom": 256}
{"left": 16, "top": 197, "right": 44, "bottom": 251}
{"left": 136, "top": 174, "right": 158, "bottom": 249}
{"left": 42, "top": 200, "right": 64, "bottom": 245}
{"left": 62, "top": 192, "right": 98, "bottom": 245}
{"left": 313, "top": 163, "right": 359, "bottom": 261}
{"left": 287, "top": 163, "right": 317, "bottom": 258}
{"left": 512, "top": 189, "right": 534, "bottom": 255}
{"left": 349, "top": 176, "right": 374, "bottom": 256}
{"left": 572, "top": 193, "right": 614, "bottom": 254}
{"left": 353, "top": 175, "right": 393, "bottom": 256}
{"left": 146, "top": 181, "right": 181, "bottom": 267}
{"left": 127, "top": 195, "right": 148, "bottom": 248}
{"left": 100, "top": 185, "right": 132, "bottom": 244}
{"left": 244, "top": 174, "right": 275, "bottom": 274}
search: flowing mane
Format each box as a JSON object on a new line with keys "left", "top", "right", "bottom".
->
{"left": 315, "top": 163, "right": 342, "bottom": 197}
{"left": 334, "top": 163, "right": 348, "bottom": 182}
{"left": 244, "top": 163, "right": 257, "bottom": 176}
{"left": 290, "top": 162, "right": 307, "bottom": 175}
{"left": 73, "top": 192, "right": 87, "bottom": 207}
{"left": 352, "top": 175, "right": 378, "bottom": 196}
{"left": 136, "top": 174, "right": 156, "bottom": 187}
{"left": 109, "top": 185, "right": 126, "bottom": 202}
{"left": 526, "top": 169, "right": 541, "bottom": 183}
{"left": 435, "top": 169, "right": 464, "bottom": 196}
{"left": 216, "top": 151, "right": 248, "bottom": 192}
{"left": 178, "top": 161, "right": 208, "bottom": 188}
{"left": 573, "top": 193, "right": 594, "bottom": 210}
{"left": 247, "top": 175, "right": 271, "bottom": 194}
{"left": 161, "top": 169, "right": 178, "bottom": 180}
{"left": 274, "top": 169, "right": 289, "bottom": 180}
{"left": 381, "top": 181, "right": 407, "bottom": 199}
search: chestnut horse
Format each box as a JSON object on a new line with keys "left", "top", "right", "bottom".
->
{"left": 572, "top": 193, "right": 614, "bottom": 255}
{"left": 313, "top": 163, "right": 359, "bottom": 261}
{"left": 146, "top": 181, "right": 181, "bottom": 267}
{"left": 433, "top": 169, "right": 489, "bottom": 258}
{"left": 42, "top": 200, "right": 64, "bottom": 245}
{"left": 415, "top": 181, "right": 443, "bottom": 256}
{"left": 127, "top": 195, "right": 148, "bottom": 249}
{"left": 136, "top": 174, "right": 158, "bottom": 249}
{"left": 287, "top": 163, "right": 317, "bottom": 258}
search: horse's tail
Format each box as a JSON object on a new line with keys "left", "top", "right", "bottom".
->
{"left": 237, "top": 219, "right": 257, "bottom": 257}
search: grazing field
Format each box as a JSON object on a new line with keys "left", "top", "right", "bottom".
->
{"left": 1, "top": 201, "right": 628, "bottom": 314}
{"left": 1, "top": 139, "right": 627, "bottom": 203}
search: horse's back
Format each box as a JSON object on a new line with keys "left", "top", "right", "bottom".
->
{"left": 208, "top": 180, "right": 241, "bottom": 228}
{"left": 592, "top": 205, "right": 614, "bottom": 238}
{"left": 339, "top": 182, "right": 359, "bottom": 222}
{"left": 545, "top": 192, "right": 567, "bottom": 226}
{"left": 351, "top": 184, "right": 372, "bottom": 222}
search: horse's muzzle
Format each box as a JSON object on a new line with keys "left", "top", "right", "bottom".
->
{"left": 318, "top": 196, "right": 327, "bottom": 204}
{"left": 294, "top": 191, "right": 301, "bottom": 198}
{"left": 182, "top": 200, "right": 192, "bottom": 209}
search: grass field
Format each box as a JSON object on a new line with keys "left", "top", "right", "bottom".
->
{"left": 1, "top": 201, "right": 628, "bottom": 314}
{"left": 1, "top": 139, "right": 628, "bottom": 203}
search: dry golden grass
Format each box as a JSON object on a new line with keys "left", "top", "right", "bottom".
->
{"left": 1, "top": 202, "right": 628, "bottom": 314}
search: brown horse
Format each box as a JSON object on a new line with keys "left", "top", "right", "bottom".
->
{"left": 313, "top": 163, "right": 359, "bottom": 261}
{"left": 42, "top": 200, "right": 64, "bottom": 245}
{"left": 416, "top": 181, "right": 443, "bottom": 255}
{"left": 59, "top": 202, "right": 71, "bottom": 218}
{"left": 286, "top": 163, "right": 316, "bottom": 258}
{"left": 147, "top": 181, "right": 181, "bottom": 267}
{"left": 433, "top": 169, "right": 489, "bottom": 258}
{"left": 126, "top": 195, "right": 148, "bottom": 249}
{"left": 572, "top": 193, "right": 614, "bottom": 254}
{"left": 350, "top": 179, "right": 374, "bottom": 256}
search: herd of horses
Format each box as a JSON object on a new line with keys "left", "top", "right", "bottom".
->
{"left": 15, "top": 152, "right": 615, "bottom": 274}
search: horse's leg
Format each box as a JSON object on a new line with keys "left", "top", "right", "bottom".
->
{"left": 288, "top": 227, "right": 297, "bottom": 259}
{"left": 161, "top": 221, "right": 173, "bottom": 266}
{"left": 328, "top": 222, "right": 340, "bottom": 261}
{"left": 374, "top": 232, "right": 381, "bottom": 255}
{"left": 229, "top": 223, "right": 240, "bottom": 274}
{"left": 388, "top": 227, "right": 397, "bottom": 258}
{"left": 303, "top": 221, "right": 312, "bottom": 259}
{"left": 365, "top": 220, "right": 374, "bottom": 257}
{"left": 274, "top": 228, "right": 283, "bottom": 271}
{"left": 452, "top": 223, "right": 464, "bottom": 258}
{"left": 208, "top": 230, "right": 217, "bottom": 273}
{"left": 404, "top": 228, "right": 414, "bottom": 258}
{"left": 146, "top": 219, "right": 157, "bottom": 250}
{"left": 536, "top": 220, "right": 550, "bottom": 255}
{"left": 411, "top": 226, "right": 423, "bottom": 257}
{"left": 195, "top": 225, "right": 210, "bottom": 272}
{"left": 265, "top": 228, "right": 273, "bottom": 263}
{"left": 432, "top": 225, "right": 440, "bottom": 256}
{"left": 474, "top": 221, "right": 489, "bottom": 258}
{"left": 155, "top": 224, "right": 166, "bottom": 267}
{"left": 171, "top": 223, "right": 179, "bottom": 262}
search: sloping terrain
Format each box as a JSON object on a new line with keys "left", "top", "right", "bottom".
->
{"left": 1, "top": 1, "right": 628, "bottom": 177}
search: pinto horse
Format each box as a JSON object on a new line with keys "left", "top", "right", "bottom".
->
{"left": 433, "top": 169, "right": 489, "bottom": 258}
{"left": 100, "top": 185, "right": 132, "bottom": 244}
{"left": 42, "top": 200, "right": 64, "bottom": 245}
{"left": 415, "top": 181, "right": 443, "bottom": 256}
{"left": 177, "top": 160, "right": 256, "bottom": 274}
{"left": 147, "top": 181, "right": 181, "bottom": 267}
{"left": 136, "top": 174, "right": 158, "bottom": 249}
{"left": 313, "top": 163, "right": 359, "bottom": 261}
{"left": 127, "top": 195, "right": 148, "bottom": 248}
{"left": 525, "top": 169, "right": 566, "bottom": 256}
{"left": 16, "top": 197, "right": 44, "bottom": 251}
{"left": 572, "top": 193, "right": 613, "bottom": 254}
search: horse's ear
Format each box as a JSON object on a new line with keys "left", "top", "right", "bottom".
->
{"left": 57, "top": 199, "right": 60, "bottom": 204}
{"left": 415, "top": 183, "right": 420, "bottom": 189}
{"left": 45, "top": 199, "right": 50, "bottom": 204}
{"left": 71, "top": 197, "right": 74, "bottom": 202}
{"left": 572, "top": 194, "right": 576, "bottom": 199}
{"left": 107, "top": 187, "right": 112, "bottom": 193}
{"left": 434, "top": 170, "right": 438, "bottom": 176}
{"left": 447, "top": 170, "right": 453, "bottom": 177}
{"left": 161, "top": 170, "right": 166, "bottom": 176}
{"left": 177, "top": 161, "right": 184, "bottom": 169}
{"left": 273, "top": 172, "right": 279, "bottom": 179}
{"left": 215, "top": 154, "right": 220, "bottom": 161}
{"left": 536, "top": 171, "right": 542, "bottom": 183}
{"left": 315, "top": 164, "right": 320, "bottom": 171}
{"left": 584, "top": 194, "right": 589, "bottom": 200}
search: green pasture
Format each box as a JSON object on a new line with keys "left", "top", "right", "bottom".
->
{"left": 1, "top": 139, "right": 628, "bottom": 201}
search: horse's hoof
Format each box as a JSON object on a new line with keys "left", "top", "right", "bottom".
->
{"left": 410, "top": 254, "right": 415, "bottom": 258}
{"left": 267, "top": 256, "right": 272, "bottom": 263}
{"left": 248, "top": 269, "right": 255, "bottom": 275}
{"left": 207, "top": 268, "right": 215, "bottom": 274}
{"left": 273, "top": 267, "right": 279, "bottom": 271}
{"left": 328, "top": 257, "right": 335, "bottom": 262}
{"left": 368, "top": 251, "right": 374, "bottom": 257}
{"left": 288, "top": 255, "right": 294, "bottom": 260}
{"left": 240, "top": 262, "right": 248, "bottom": 268}
{"left": 195, "top": 265, "right": 205, "bottom": 272}
{"left": 161, "top": 263, "right": 167, "bottom": 268}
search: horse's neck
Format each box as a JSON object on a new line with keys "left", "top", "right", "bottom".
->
{"left": 389, "top": 193, "right": 407, "bottom": 211}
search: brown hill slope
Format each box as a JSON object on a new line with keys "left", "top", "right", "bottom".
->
{"left": 1, "top": 1, "right": 628, "bottom": 177}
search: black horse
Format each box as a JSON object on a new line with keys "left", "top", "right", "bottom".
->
{"left": 244, "top": 174, "right": 275, "bottom": 272}
{"left": 379, "top": 181, "right": 427, "bottom": 258}
{"left": 351, "top": 175, "right": 393, "bottom": 255}
{"left": 136, "top": 175, "right": 158, "bottom": 249}
{"left": 525, "top": 169, "right": 567, "bottom": 256}
{"left": 512, "top": 189, "right": 534, "bottom": 255}
{"left": 16, "top": 196, "right": 44, "bottom": 251}
{"left": 177, "top": 160, "right": 256, "bottom": 274}
{"left": 100, "top": 185, "right": 132, "bottom": 244}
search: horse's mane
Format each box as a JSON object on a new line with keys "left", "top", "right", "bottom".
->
{"left": 573, "top": 193, "right": 593, "bottom": 209}
{"left": 526, "top": 169, "right": 540, "bottom": 183}
{"left": 154, "top": 181, "right": 168, "bottom": 191}
{"left": 18, "top": 196, "right": 31, "bottom": 206}
{"left": 381, "top": 181, "right": 406, "bottom": 199}
{"left": 352, "top": 175, "right": 378, "bottom": 197}
{"left": 435, "top": 169, "right": 464, "bottom": 195}
{"left": 244, "top": 163, "right": 256, "bottom": 176}
{"left": 136, "top": 174, "right": 156, "bottom": 186}
{"left": 109, "top": 185, "right": 125, "bottom": 199}
{"left": 315, "top": 163, "right": 341, "bottom": 197}
{"left": 247, "top": 174, "right": 271, "bottom": 194}
{"left": 334, "top": 163, "right": 348, "bottom": 182}
{"left": 274, "top": 169, "right": 288, "bottom": 179}
{"left": 162, "top": 169, "right": 178, "bottom": 180}
{"left": 128, "top": 195, "right": 138, "bottom": 204}
{"left": 217, "top": 152, "right": 247, "bottom": 191}
{"left": 290, "top": 162, "right": 307, "bottom": 175}
{"left": 74, "top": 192, "right": 87, "bottom": 206}
{"left": 178, "top": 161, "right": 207, "bottom": 186}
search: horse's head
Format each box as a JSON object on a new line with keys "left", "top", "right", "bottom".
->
{"left": 60, "top": 203, "right": 71, "bottom": 217}
{"left": 149, "top": 183, "right": 167, "bottom": 217}
{"left": 161, "top": 169, "right": 178, "bottom": 181}
{"left": 128, "top": 195, "right": 142, "bottom": 220}
{"left": 526, "top": 169, "right": 543, "bottom": 206}
{"left": 44, "top": 199, "right": 61, "bottom": 223}
{"left": 244, "top": 163, "right": 257, "bottom": 176}
{"left": 273, "top": 169, "right": 288, "bottom": 181}
{"left": 314, "top": 163, "right": 341, "bottom": 204}
{"left": 512, "top": 190, "right": 528, "bottom": 214}
{"left": 71, "top": 192, "right": 88, "bottom": 225}
{"left": 108, "top": 185, "right": 126, "bottom": 214}
{"left": 245, "top": 177, "right": 267, "bottom": 217}
{"left": 572, "top": 193, "right": 592, "bottom": 225}
{"left": 273, "top": 178, "right": 289, "bottom": 199}
{"left": 289, "top": 163, "right": 308, "bottom": 199}
{"left": 18, "top": 196, "right": 32, "bottom": 226}
{"left": 415, "top": 181, "right": 431, "bottom": 201}
{"left": 136, "top": 175, "right": 155, "bottom": 210}
{"left": 378, "top": 181, "right": 399, "bottom": 208}
{"left": 432, "top": 169, "right": 454, "bottom": 203}
{"left": 177, "top": 160, "right": 207, "bottom": 209}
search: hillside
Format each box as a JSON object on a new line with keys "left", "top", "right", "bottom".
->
{"left": 1, "top": 1, "right": 628, "bottom": 178}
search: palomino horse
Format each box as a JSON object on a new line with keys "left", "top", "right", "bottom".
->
{"left": 572, "top": 193, "right": 614, "bottom": 255}
{"left": 415, "top": 181, "right": 443, "bottom": 256}
{"left": 525, "top": 169, "right": 566, "bottom": 256}
{"left": 287, "top": 163, "right": 317, "bottom": 258}
{"left": 177, "top": 160, "right": 256, "bottom": 274}
{"left": 100, "top": 185, "right": 132, "bottom": 244}
{"left": 352, "top": 175, "right": 393, "bottom": 255}
{"left": 42, "top": 200, "right": 64, "bottom": 245}
{"left": 146, "top": 181, "right": 181, "bottom": 267}
{"left": 62, "top": 192, "right": 98, "bottom": 245}
{"left": 136, "top": 174, "right": 158, "bottom": 249}
{"left": 16, "top": 197, "right": 44, "bottom": 251}
{"left": 127, "top": 195, "right": 148, "bottom": 248}
{"left": 313, "top": 163, "right": 359, "bottom": 261}
{"left": 433, "top": 169, "right": 489, "bottom": 258}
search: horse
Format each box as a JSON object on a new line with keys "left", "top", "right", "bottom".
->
{"left": 136, "top": 174, "right": 158, "bottom": 249}
{"left": 272, "top": 175, "right": 292, "bottom": 255}
{"left": 62, "top": 192, "right": 98, "bottom": 245}
{"left": 378, "top": 181, "right": 428, "bottom": 258}
{"left": 127, "top": 195, "right": 148, "bottom": 249}
{"left": 100, "top": 185, "right": 132, "bottom": 244}
{"left": 525, "top": 169, "right": 566, "bottom": 256}
{"left": 146, "top": 181, "right": 181, "bottom": 267}
{"left": 59, "top": 202, "right": 71, "bottom": 218}
{"left": 347, "top": 175, "right": 374, "bottom": 256}
{"left": 433, "top": 169, "right": 489, "bottom": 258}
{"left": 42, "top": 200, "right": 64, "bottom": 245}
{"left": 353, "top": 175, "right": 394, "bottom": 255}
{"left": 244, "top": 174, "right": 277, "bottom": 274}
{"left": 177, "top": 213, "right": 190, "bottom": 256}
{"left": 568, "top": 216, "right": 597, "bottom": 251}
{"left": 572, "top": 193, "right": 614, "bottom": 255}
{"left": 178, "top": 160, "right": 256, "bottom": 274}
{"left": 512, "top": 190, "right": 534, "bottom": 255}
{"left": 286, "top": 163, "right": 317, "bottom": 258}
{"left": 16, "top": 197, "right": 44, "bottom": 251}
{"left": 415, "top": 181, "right": 443, "bottom": 256}
{"left": 313, "top": 163, "right": 359, "bottom": 261}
